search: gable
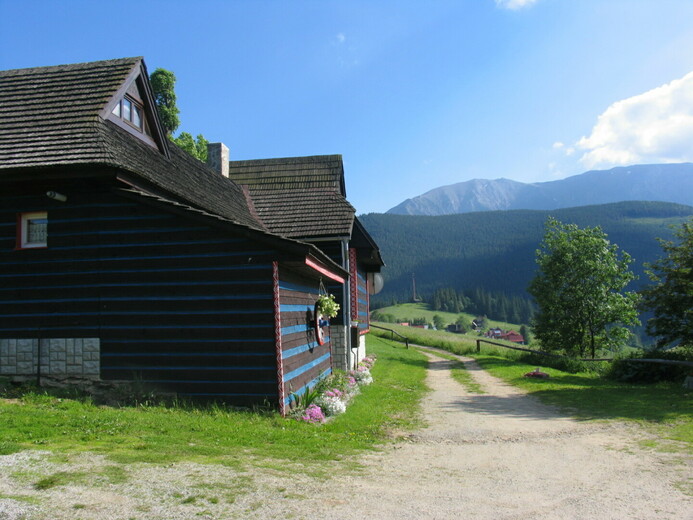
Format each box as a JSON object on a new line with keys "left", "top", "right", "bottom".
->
{"left": 102, "top": 59, "right": 169, "bottom": 157}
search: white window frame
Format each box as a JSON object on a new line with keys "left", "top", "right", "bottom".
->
{"left": 18, "top": 211, "right": 48, "bottom": 249}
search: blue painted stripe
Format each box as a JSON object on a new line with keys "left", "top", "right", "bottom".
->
{"left": 48, "top": 240, "right": 254, "bottom": 251}
{"left": 280, "top": 304, "right": 313, "bottom": 313}
{"left": 283, "top": 338, "right": 329, "bottom": 359}
{"left": 281, "top": 324, "right": 311, "bottom": 336}
{"left": 50, "top": 226, "right": 208, "bottom": 237}
{"left": 0, "top": 264, "right": 271, "bottom": 279}
{"left": 0, "top": 309, "right": 271, "bottom": 318}
{"left": 0, "top": 324, "right": 268, "bottom": 332}
{"left": 1, "top": 295, "right": 271, "bottom": 304}
{"left": 0, "top": 251, "right": 271, "bottom": 266}
{"left": 0, "top": 280, "right": 269, "bottom": 292}
{"left": 278, "top": 281, "right": 318, "bottom": 294}
{"left": 0, "top": 202, "right": 135, "bottom": 211}
{"left": 106, "top": 338, "right": 269, "bottom": 344}
{"left": 51, "top": 215, "right": 176, "bottom": 224}
{"left": 135, "top": 380, "right": 275, "bottom": 384}
{"left": 358, "top": 272, "right": 366, "bottom": 283}
{"left": 102, "top": 352, "right": 273, "bottom": 358}
{"left": 178, "top": 392, "right": 273, "bottom": 397}
{"left": 358, "top": 298, "right": 368, "bottom": 305}
{"left": 101, "top": 365, "right": 274, "bottom": 371}
{"left": 284, "top": 368, "right": 332, "bottom": 405}
{"left": 283, "top": 352, "right": 331, "bottom": 382}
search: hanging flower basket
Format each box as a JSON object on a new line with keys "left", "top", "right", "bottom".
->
{"left": 316, "top": 294, "right": 340, "bottom": 318}
{"left": 314, "top": 294, "right": 340, "bottom": 346}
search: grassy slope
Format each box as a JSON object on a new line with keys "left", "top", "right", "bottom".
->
{"left": 0, "top": 335, "right": 428, "bottom": 467}
{"left": 375, "top": 302, "right": 525, "bottom": 332}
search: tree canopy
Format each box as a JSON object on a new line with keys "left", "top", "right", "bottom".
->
{"left": 528, "top": 218, "right": 640, "bottom": 358}
{"left": 149, "top": 68, "right": 180, "bottom": 136}
{"left": 150, "top": 68, "right": 209, "bottom": 163}
{"left": 641, "top": 219, "right": 693, "bottom": 349}
{"left": 171, "top": 132, "right": 209, "bottom": 162}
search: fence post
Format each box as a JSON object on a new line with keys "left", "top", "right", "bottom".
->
{"left": 476, "top": 339, "right": 481, "bottom": 353}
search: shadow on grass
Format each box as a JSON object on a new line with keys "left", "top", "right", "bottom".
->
{"left": 475, "top": 357, "right": 692, "bottom": 424}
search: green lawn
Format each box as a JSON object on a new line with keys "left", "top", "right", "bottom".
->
{"left": 473, "top": 355, "right": 693, "bottom": 446}
{"left": 0, "top": 335, "right": 428, "bottom": 468}
{"left": 374, "top": 302, "right": 525, "bottom": 332}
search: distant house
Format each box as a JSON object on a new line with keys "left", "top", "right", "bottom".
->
{"left": 500, "top": 330, "right": 524, "bottom": 344}
{"left": 0, "top": 57, "right": 381, "bottom": 413}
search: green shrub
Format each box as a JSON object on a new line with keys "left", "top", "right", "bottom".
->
{"left": 518, "top": 353, "right": 608, "bottom": 374}
{"left": 605, "top": 348, "right": 693, "bottom": 383}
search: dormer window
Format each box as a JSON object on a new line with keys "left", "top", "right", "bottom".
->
{"left": 112, "top": 96, "right": 143, "bottom": 131}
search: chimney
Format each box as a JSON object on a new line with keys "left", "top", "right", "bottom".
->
{"left": 207, "top": 142, "right": 229, "bottom": 178}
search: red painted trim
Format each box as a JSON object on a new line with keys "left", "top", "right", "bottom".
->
{"left": 349, "top": 249, "right": 358, "bottom": 320}
{"left": 272, "top": 261, "right": 286, "bottom": 416}
{"left": 305, "top": 257, "right": 345, "bottom": 284}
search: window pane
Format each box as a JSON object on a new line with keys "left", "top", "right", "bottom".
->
{"left": 132, "top": 104, "right": 142, "bottom": 129}
{"left": 111, "top": 101, "right": 121, "bottom": 117}
{"left": 27, "top": 217, "right": 47, "bottom": 244}
{"left": 122, "top": 98, "right": 132, "bottom": 121}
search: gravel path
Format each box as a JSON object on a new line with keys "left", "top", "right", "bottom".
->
{"left": 1, "top": 348, "right": 691, "bottom": 519}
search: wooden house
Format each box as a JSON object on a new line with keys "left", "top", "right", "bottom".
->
{"left": 0, "top": 56, "right": 371, "bottom": 414}
{"left": 225, "top": 155, "right": 383, "bottom": 370}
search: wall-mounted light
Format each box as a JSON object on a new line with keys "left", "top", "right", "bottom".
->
{"left": 46, "top": 191, "right": 67, "bottom": 202}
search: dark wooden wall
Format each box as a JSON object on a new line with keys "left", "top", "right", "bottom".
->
{"left": 277, "top": 267, "right": 332, "bottom": 408}
{"left": 0, "top": 180, "right": 282, "bottom": 406}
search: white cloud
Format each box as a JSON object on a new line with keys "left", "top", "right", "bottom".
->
{"left": 336, "top": 33, "right": 346, "bottom": 44}
{"left": 577, "top": 71, "right": 693, "bottom": 169}
{"left": 495, "top": 0, "right": 539, "bottom": 10}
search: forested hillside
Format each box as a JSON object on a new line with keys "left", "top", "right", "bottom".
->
{"left": 361, "top": 201, "right": 693, "bottom": 309}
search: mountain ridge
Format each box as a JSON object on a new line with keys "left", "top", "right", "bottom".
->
{"left": 386, "top": 163, "right": 693, "bottom": 215}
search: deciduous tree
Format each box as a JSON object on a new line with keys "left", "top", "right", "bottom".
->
{"left": 640, "top": 219, "right": 693, "bottom": 348}
{"left": 149, "top": 68, "right": 180, "bottom": 135}
{"left": 528, "top": 218, "right": 639, "bottom": 358}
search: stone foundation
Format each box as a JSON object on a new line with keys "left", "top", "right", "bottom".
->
{"left": 330, "top": 325, "right": 349, "bottom": 371}
{"left": 0, "top": 338, "right": 100, "bottom": 379}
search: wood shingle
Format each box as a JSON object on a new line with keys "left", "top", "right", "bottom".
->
{"left": 228, "top": 155, "right": 355, "bottom": 239}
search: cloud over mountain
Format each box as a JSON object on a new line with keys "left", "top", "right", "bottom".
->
{"left": 577, "top": 71, "right": 693, "bottom": 169}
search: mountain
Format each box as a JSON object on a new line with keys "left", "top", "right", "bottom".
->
{"left": 386, "top": 163, "right": 693, "bottom": 215}
{"left": 361, "top": 201, "right": 693, "bottom": 306}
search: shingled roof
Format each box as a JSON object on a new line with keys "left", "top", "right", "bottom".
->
{"left": 0, "top": 57, "right": 263, "bottom": 231}
{"left": 0, "top": 57, "right": 141, "bottom": 168}
{"left": 228, "top": 155, "right": 355, "bottom": 239}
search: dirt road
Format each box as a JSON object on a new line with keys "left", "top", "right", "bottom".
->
{"left": 2, "top": 349, "right": 691, "bottom": 519}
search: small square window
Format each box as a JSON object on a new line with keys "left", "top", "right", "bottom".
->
{"left": 18, "top": 212, "right": 47, "bottom": 249}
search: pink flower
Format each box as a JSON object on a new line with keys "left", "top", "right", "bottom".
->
{"left": 300, "top": 404, "right": 325, "bottom": 423}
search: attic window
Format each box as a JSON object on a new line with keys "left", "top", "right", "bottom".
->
{"left": 112, "top": 96, "right": 143, "bottom": 131}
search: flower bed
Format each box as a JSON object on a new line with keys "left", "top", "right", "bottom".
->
{"left": 290, "top": 354, "right": 377, "bottom": 424}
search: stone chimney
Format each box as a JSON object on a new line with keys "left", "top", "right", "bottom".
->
{"left": 207, "top": 142, "right": 229, "bottom": 178}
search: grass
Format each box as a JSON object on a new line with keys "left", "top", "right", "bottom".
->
{"left": 0, "top": 335, "right": 428, "bottom": 469}
{"left": 374, "top": 302, "right": 525, "bottom": 332}
{"left": 473, "top": 355, "right": 693, "bottom": 446}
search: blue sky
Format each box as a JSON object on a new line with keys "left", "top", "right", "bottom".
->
{"left": 2, "top": 0, "right": 692, "bottom": 214}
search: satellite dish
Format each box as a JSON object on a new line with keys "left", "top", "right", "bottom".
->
{"left": 368, "top": 273, "right": 384, "bottom": 295}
